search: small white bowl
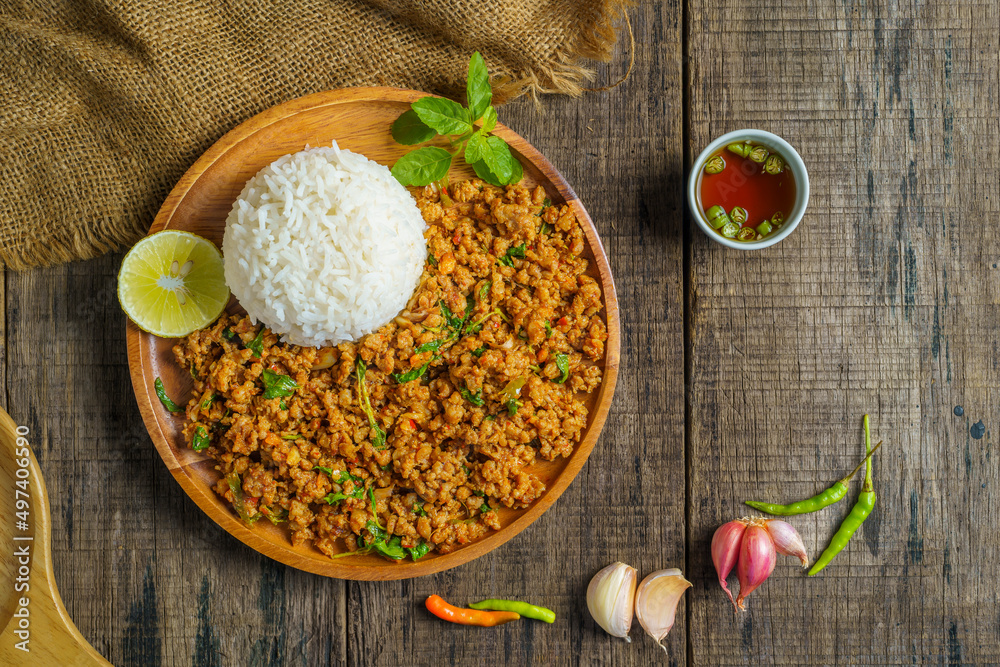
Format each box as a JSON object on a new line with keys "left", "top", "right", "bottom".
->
{"left": 688, "top": 129, "right": 809, "bottom": 250}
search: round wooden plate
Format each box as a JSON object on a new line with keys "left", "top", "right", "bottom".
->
{"left": 126, "top": 87, "right": 620, "bottom": 580}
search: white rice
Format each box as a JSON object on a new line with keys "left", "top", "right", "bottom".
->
{"left": 222, "top": 142, "right": 427, "bottom": 347}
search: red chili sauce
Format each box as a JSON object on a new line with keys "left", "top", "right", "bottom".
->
{"left": 700, "top": 144, "right": 796, "bottom": 240}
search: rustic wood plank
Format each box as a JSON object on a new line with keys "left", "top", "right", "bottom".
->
{"left": 346, "top": 2, "right": 688, "bottom": 664}
{"left": 686, "top": 0, "right": 1000, "bottom": 663}
{"left": 4, "top": 256, "right": 349, "bottom": 665}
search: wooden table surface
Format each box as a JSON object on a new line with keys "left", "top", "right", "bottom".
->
{"left": 4, "top": 0, "right": 998, "bottom": 664}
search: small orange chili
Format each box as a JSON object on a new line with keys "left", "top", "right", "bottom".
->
{"left": 425, "top": 595, "right": 520, "bottom": 627}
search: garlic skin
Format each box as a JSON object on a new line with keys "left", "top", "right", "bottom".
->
{"left": 711, "top": 520, "right": 748, "bottom": 612}
{"left": 635, "top": 569, "right": 692, "bottom": 653}
{"left": 736, "top": 523, "right": 776, "bottom": 610}
{"left": 587, "top": 562, "right": 638, "bottom": 641}
{"left": 765, "top": 519, "right": 809, "bottom": 567}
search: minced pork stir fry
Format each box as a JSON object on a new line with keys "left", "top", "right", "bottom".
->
{"left": 173, "top": 179, "right": 608, "bottom": 560}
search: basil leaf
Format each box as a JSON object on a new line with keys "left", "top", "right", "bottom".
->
{"left": 247, "top": 329, "right": 265, "bottom": 358}
{"left": 314, "top": 466, "right": 334, "bottom": 476}
{"left": 221, "top": 328, "right": 236, "bottom": 341}
{"left": 192, "top": 426, "right": 211, "bottom": 451}
{"left": 406, "top": 540, "right": 431, "bottom": 561}
{"left": 554, "top": 353, "right": 570, "bottom": 383}
{"left": 465, "top": 131, "right": 487, "bottom": 164}
{"left": 324, "top": 491, "right": 350, "bottom": 504}
{"left": 200, "top": 394, "right": 216, "bottom": 410}
{"left": 481, "top": 135, "right": 514, "bottom": 182}
{"left": 499, "top": 242, "right": 527, "bottom": 267}
{"left": 415, "top": 339, "right": 443, "bottom": 353}
{"left": 481, "top": 105, "right": 497, "bottom": 133}
{"left": 393, "top": 361, "right": 431, "bottom": 384}
{"left": 472, "top": 346, "right": 486, "bottom": 357}
{"left": 507, "top": 152, "right": 523, "bottom": 185}
{"left": 391, "top": 146, "right": 453, "bottom": 186}
{"left": 413, "top": 502, "right": 428, "bottom": 517}
{"left": 478, "top": 280, "right": 492, "bottom": 302}
{"left": 544, "top": 322, "right": 553, "bottom": 338}
{"left": 391, "top": 109, "right": 437, "bottom": 145}
{"left": 506, "top": 398, "right": 519, "bottom": 416}
{"left": 154, "top": 377, "right": 184, "bottom": 412}
{"left": 261, "top": 369, "right": 298, "bottom": 399}
{"left": 374, "top": 535, "right": 406, "bottom": 560}
{"left": 471, "top": 158, "right": 505, "bottom": 187}
{"left": 460, "top": 388, "right": 484, "bottom": 406}
{"left": 411, "top": 97, "right": 472, "bottom": 136}
{"left": 466, "top": 52, "right": 492, "bottom": 121}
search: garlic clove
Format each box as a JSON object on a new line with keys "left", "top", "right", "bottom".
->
{"left": 765, "top": 519, "right": 809, "bottom": 568}
{"left": 634, "top": 569, "right": 692, "bottom": 653}
{"left": 736, "top": 523, "right": 776, "bottom": 610}
{"left": 711, "top": 520, "right": 748, "bottom": 612}
{"left": 587, "top": 562, "right": 638, "bottom": 641}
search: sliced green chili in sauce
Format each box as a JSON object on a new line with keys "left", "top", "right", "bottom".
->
{"left": 154, "top": 377, "right": 184, "bottom": 413}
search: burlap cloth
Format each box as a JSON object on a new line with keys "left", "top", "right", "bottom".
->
{"left": 0, "top": 0, "right": 628, "bottom": 270}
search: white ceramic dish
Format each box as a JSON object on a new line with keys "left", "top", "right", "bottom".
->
{"left": 688, "top": 129, "right": 809, "bottom": 250}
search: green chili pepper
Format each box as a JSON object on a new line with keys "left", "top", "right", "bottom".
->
{"left": 720, "top": 221, "right": 740, "bottom": 238}
{"left": 748, "top": 146, "right": 769, "bottom": 163}
{"left": 764, "top": 154, "right": 785, "bottom": 175}
{"left": 736, "top": 227, "right": 757, "bottom": 242}
{"left": 756, "top": 220, "right": 774, "bottom": 236}
{"left": 704, "top": 155, "right": 726, "bottom": 174}
{"left": 744, "top": 441, "right": 883, "bottom": 516}
{"left": 705, "top": 205, "right": 726, "bottom": 221}
{"left": 727, "top": 142, "right": 752, "bottom": 158}
{"left": 154, "top": 377, "right": 184, "bottom": 412}
{"left": 710, "top": 212, "right": 732, "bottom": 230}
{"left": 468, "top": 599, "right": 556, "bottom": 624}
{"left": 809, "top": 416, "right": 878, "bottom": 575}
{"left": 771, "top": 211, "right": 785, "bottom": 226}
{"left": 247, "top": 328, "right": 265, "bottom": 357}
{"left": 730, "top": 207, "right": 748, "bottom": 225}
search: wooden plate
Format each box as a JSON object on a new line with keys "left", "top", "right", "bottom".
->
{"left": 126, "top": 87, "right": 620, "bottom": 580}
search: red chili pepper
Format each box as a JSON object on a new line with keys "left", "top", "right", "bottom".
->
{"left": 425, "top": 595, "right": 520, "bottom": 626}
{"left": 408, "top": 419, "right": 417, "bottom": 430}
{"left": 557, "top": 317, "right": 569, "bottom": 326}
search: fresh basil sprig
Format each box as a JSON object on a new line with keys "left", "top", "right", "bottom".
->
{"left": 390, "top": 52, "right": 522, "bottom": 188}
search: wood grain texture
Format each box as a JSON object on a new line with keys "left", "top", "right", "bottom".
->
{"left": 0, "top": 406, "right": 111, "bottom": 666}
{"left": 127, "top": 86, "right": 620, "bottom": 580}
{"left": 11, "top": 0, "right": 1000, "bottom": 664}
{"left": 686, "top": 0, "right": 1000, "bottom": 663}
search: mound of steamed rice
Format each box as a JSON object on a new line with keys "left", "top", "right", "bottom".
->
{"left": 222, "top": 142, "right": 427, "bottom": 347}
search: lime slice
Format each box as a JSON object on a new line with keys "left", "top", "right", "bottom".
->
{"left": 118, "top": 230, "right": 229, "bottom": 338}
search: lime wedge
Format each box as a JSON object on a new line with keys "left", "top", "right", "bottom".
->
{"left": 118, "top": 230, "right": 229, "bottom": 338}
